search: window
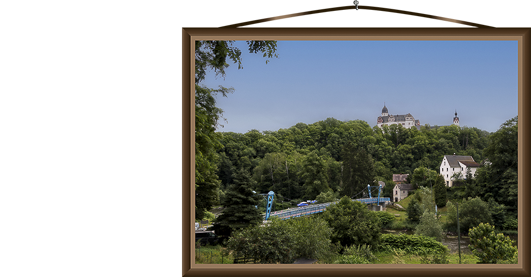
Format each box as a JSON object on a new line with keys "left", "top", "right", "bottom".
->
{"left": 453, "top": 168, "right": 454, "bottom": 171}
{"left": 447, "top": 181, "right": 449, "bottom": 186}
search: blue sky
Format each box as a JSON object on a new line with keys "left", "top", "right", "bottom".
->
{"left": 200, "top": 40, "right": 518, "bottom": 134}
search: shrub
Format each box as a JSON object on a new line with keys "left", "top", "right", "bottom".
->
{"left": 420, "top": 251, "right": 449, "bottom": 264}
{"left": 342, "top": 244, "right": 377, "bottom": 263}
{"left": 388, "top": 220, "right": 406, "bottom": 230}
{"left": 497, "top": 250, "right": 518, "bottom": 264}
{"left": 380, "top": 233, "right": 448, "bottom": 255}
{"left": 468, "top": 223, "right": 517, "bottom": 264}
{"left": 203, "top": 211, "right": 216, "bottom": 222}
{"left": 445, "top": 198, "right": 492, "bottom": 234}
{"left": 503, "top": 217, "right": 518, "bottom": 231}
{"left": 227, "top": 216, "right": 334, "bottom": 264}
{"left": 375, "top": 212, "right": 396, "bottom": 229}
{"left": 406, "top": 198, "right": 422, "bottom": 226}
{"left": 415, "top": 211, "right": 443, "bottom": 241}
{"left": 227, "top": 217, "right": 295, "bottom": 264}
{"left": 334, "top": 255, "right": 370, "bottom": 264}
{"left": 286, "top": 216, "right": 333, "bottom": 261}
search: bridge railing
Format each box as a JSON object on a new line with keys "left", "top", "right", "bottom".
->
{"left": 269, "top": 197, "right": 391, "bottom": 220}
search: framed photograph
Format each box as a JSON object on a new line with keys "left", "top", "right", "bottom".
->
{"left": 186, "top": 1, "right": 528, "bottom": 276}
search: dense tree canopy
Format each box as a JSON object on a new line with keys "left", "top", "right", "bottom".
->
{"left": 341, "top": 143, "right": 375, "bottom": 198}
{"left": 214, "top": 117, "right": 493, "bottom": 205}
{"left": 474, "top": 117, "right": 518, "bottom": 214}
{"left": 194, "top": 40, "right": 278, "bottom": 219}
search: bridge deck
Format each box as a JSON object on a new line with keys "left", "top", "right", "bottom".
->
{"left": 269, "top": 197, "right": 391, "bottom": 220}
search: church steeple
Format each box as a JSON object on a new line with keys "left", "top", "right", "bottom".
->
{"left": 453, "top": 110, "right": 460, "bottom": 126}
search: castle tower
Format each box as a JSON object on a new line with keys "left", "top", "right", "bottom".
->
{"left": 453, "top": 110, "right": 460, "bottom": 126}
{"left": 381, "top": 104, "right": 388, "bottom": 117}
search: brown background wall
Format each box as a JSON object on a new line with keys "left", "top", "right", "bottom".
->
{"left": 0, "top": 0, "right": 531, "bottom": 276}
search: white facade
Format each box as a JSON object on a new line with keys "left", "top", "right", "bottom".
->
{"left": 392, "top": 183, "right": 414, "bottom": 202}
{"left": 440, "top": 155, "right": 480, "bottom": 187}
{"left": 377, "top": 105, "right": 420, "bottom": 130}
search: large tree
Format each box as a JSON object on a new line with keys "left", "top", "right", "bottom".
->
{"left": 341, "top": 143, "right": 375, "bottom": 198}
{"left": 194, "top": 41, "right": 277, "bottom": 219}
{"left": 433, "top": 174, "right": 447, "bottom": 208}
{"left": 476, "top": 116, "right": 518, "bottom": 214}
{"left": 195, "top": 85, "right": 229, "bottom": 220}
{"left": 321, "top": 196, "right": 381, "bottom": 248}
{"left": 213, "top": 168, "right": 262, "bottom": 237}
{"left": 409, "top": 166, "right": 438, "bottom": 189}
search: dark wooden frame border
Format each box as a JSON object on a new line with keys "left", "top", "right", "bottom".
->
{"left": 182, "top": 28, "right": 531, "bottom": 277}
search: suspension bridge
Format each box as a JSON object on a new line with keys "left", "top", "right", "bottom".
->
{"left": 258, "top": 184, "right": 391, "bottom": 221}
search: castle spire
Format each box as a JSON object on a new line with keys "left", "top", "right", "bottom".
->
{"left": 381, "top": 103, "right": 388, "bottom": 116}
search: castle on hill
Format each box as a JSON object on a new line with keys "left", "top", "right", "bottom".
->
{"left": 376, "top": 104, "right": 460, "bottom": 130}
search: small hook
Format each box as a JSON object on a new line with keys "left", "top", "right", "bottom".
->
{"left": 353, "top": 0, "right": 359, "bottom": 10}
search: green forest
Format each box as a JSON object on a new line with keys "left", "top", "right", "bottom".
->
{"left": 214, "top": 116, "right": 516, "bottom": 216}
{"left": 218, "top": 120, "right": 485, "bottom": 198}
{"left": 194, "top": 40, "right": 518, "bottom": 222}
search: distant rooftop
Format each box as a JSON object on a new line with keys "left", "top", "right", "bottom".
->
{"left": 393, "top": 174, "right": 409, "bottom": 182}
{"left": 444, "top": 155, "right": 479, "bottom": 168}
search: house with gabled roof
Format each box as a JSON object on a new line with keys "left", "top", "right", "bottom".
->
{"left": 439, "top": 155, "right": 481, "bottom": 187}
{"left": 393, "top": 183, "right": 415, "bottom": 203}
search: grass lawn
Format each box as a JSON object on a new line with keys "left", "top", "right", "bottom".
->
{"left": 195, "top": 244, "right": 481, "bottom": 264}
{"left": 387, "top": 194, "right": 451, "bottom": 227}
{"left": 373, "top": 251, "right": 478, "bottom": 264}
{"left": 195, "top": 245, "right": 234, "bottom": 264}
{"left": 397, "top": 195, "right": 414, "bottom": 209}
